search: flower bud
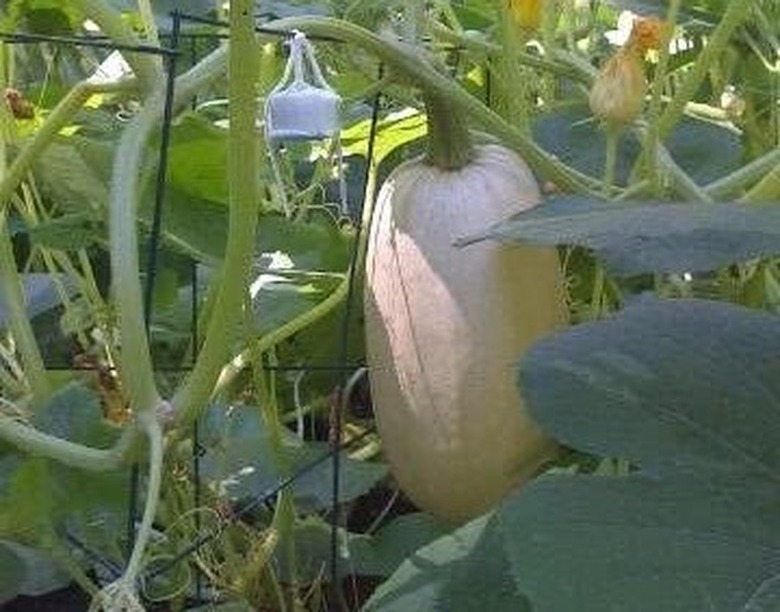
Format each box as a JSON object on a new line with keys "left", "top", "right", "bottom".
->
{"left": 588, "top": 47, "right": 647, "bottom": 128}
{"left": 508, "top": 0, "right": 543, "bottom": 31}
{"left": 4, "top": 88, "right": 35, "bottom": 120}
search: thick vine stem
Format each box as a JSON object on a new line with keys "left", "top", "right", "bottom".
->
{"left": 640, "top": 0, "right": 681, "bottom": 194}
{"left": 429, "top": 22, "right": 597, "bottom": 85}
{"left": 109, "top": 46, "right": 227, "bottom": 416}
{"left": 89, "top": 408, "right": 164, "bottom": 611}
{"left": 424, "top": 94, "right": 474, "bottom": 170}
{"left": 706, "top": 148, "right": 780, "bottom": 200}
{"left": 743, "top": 164, "right": 780, "bottom": 203}
{"left": 213, "top": 272, "right": 350, "bottom": 400}
{"left": 0, "top": 412, "right": 137, "bottom": 471}
{"left": 263, "top": 16, "right": 603, "bottom": 196}
{"left": 171, "top": 0, "right": 261, "bottom": 428}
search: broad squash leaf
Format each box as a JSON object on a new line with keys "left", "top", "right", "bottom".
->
{"left": 199, "top": 405, "right": 387, "bottom": 511}
{"left": 363, "top": 514, "right": 530, "bottom": 611}
{"left": 458, "top": 198, "right": 780, "bottom": 275}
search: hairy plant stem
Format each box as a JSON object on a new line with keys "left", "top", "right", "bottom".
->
{"left": 171, "top": 0, "right": 260, "bottom": 428}
{"left": 263, "top": 17, "right": 602, "bottom": 196}
{"left": 743, "top": 164, "right": 780, "bottom": 203}
{"left": 429, "top": 22, "right": 597, "bottom": 84}
{"left": 706, "top": 148, "right": 780, "bottom": 200}
{"left": 492, "top": 1, "right": 531, "bottom": 133}
{"left": 603, "top": 127, "right": 619, "bottom": 195}
{"left": 90, "top": 409, "right": 164, "bottom": 609}
{"left": 119, "top": 411, "right": 164, "bottom": 588}
{"left": 424, "top": 94, "right": 474, "bottom": 170}
{"left": 642, "top": 0, "right": 682, "bottom": 194}
{"left": 251, "top": 344, "right": 301, "bottom": 610}
{"left": 0, "top": 411, "right": 136, "bottom": 470}
{"left": 109, "top": 46, "right": 227, "bottom": 419}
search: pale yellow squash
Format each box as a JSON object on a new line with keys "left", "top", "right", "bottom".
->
{"left": 364, "top": 144, "right": 567, "bottom": 523}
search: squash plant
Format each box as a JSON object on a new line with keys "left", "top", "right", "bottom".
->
{"left": 0, "top": 0, "right": 778, "bottom": 610}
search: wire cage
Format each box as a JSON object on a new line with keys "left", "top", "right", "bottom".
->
{"left": 0, "top": 9, "right": 383, "bottom": 609}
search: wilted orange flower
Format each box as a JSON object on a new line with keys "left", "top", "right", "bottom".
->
{"left": 508, "top": 0, "right": 543, "bottom": 31}
{"left": 588, "top": 47, "right": 647, "bottom": 128}
{"left": 626, "top": 16, "right": 669, "bottom": 55}
{"left": 4, "top": 88, "right": 35, "bottom": 120}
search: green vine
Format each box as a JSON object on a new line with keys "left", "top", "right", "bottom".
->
{"left": 171, "top": 0, "right": 261, "bottom": 427}
{"left": 262, "top": 16, "right": 603, "bottom": 196}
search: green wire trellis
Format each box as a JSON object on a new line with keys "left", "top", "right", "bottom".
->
{"left": 1, "top": 9, "right": 383, "bottom": 609}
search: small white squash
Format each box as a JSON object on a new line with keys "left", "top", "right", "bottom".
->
{"left": 364, "top": 143, "right": 567, "bottom": 523}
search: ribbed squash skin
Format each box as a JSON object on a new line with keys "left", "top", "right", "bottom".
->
{"left": 364, "top": 144, "right": 566, "bottom": 523}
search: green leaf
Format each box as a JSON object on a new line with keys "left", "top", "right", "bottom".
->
{"left": 349, "top": 513, "right": 451, "bottom": 577}
{"left": 200, "top": 406, "right": 387, "bottom": 510}
{"left": 497, "top": 474, "right": 780, "bottom": 612}
{"left": 342, "top": 109, "right": 427, "bottom": 166}
{"left": 363, "top": 514, "right": 530, "bottom": 612}
{"left": 0, "top": 541, "right": 24, "bottom": 604}
{"left": 0, "top": 385, "right": 131, "bottom": 551}
{"left": 275, "top": 513, "right": 450, "bottom": 583}
{"left": 5, "top": 458, "right": 54, "bottom": 539}
{"left": 521, "top": 298, "right": 780, "bottom": 478}
{"left": 33, "top": 383, "right": 119, "bottom": 449}
{"left": 26, "top": 212, "right": 101, "bottom": 251}
{"left": 500, "top": 298, "right": 780, "bottom": 610}
{"left": 458, "top": 198, "right": 780, "bottom": 275}
{"left": 255, "top": 213, "right": 353, "bottom": 272}
{"left": 0, "top": 540, "right": 70, "bottom": 598}
{"left": 0, "top": 273, "right": 78, "bottom": 330}
{"left": 250, "top": 268, "right": 345, "bottom": 336}
{"left": 166, "top": 113, "right": 229, "bottom": 205}
{"left": 533, "top": 106, "right": 741, "bottom": 187}
{"left": 33, "top": 138, "right": 110, "bottom": 214}
{"left": 139, "top": 187, "right": 228, "bottom": 262}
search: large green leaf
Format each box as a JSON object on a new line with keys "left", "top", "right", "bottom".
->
{"left": 368, "top": 299, "right": 780, "bottom": 611}
{"left": 363, "top": 514, "right": 530, "bottom": 612}
{"left": 1, "top": 385, "right": 129, "bottom": 553}
{"left": 165, "top": 113, "right": 229, "bottom": 205}
{"left": 342, "top": 109, "right": 427, "bottom": 166}
{"left": 458, "top": 198, "right": 780, "bottom": 275}
{"left": 200, "top": 405, "right": 387, "bottom": 511}
{"left": 521, "top": 298, "right": 780, "bottom": 477}
{"left": 533, "top": 106, "right": 741, "bottom": 187}
{"left": 497, "top": 298, "right": 780, "bottom": 610}
{"left": 0, "top": 541, "right": 24, "bottom": 604}
{"left": 273, "top": 513, "right": 450, "bottom": 583}
{"left": 32, "top": 138, "right": 111, "bottom": 214}
{"left": 499, "top": 476, "right": 780, "bottom": 612}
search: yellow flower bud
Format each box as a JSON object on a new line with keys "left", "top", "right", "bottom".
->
{"left": 588, "top": 47, "right": 647, "bottom": 128}
{"left": 508, "top": 0, "right": 543, "bottom": 31}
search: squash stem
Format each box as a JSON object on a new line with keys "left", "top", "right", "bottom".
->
{"left": 424, "top": 94, "right": 474, "bottom": 171}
